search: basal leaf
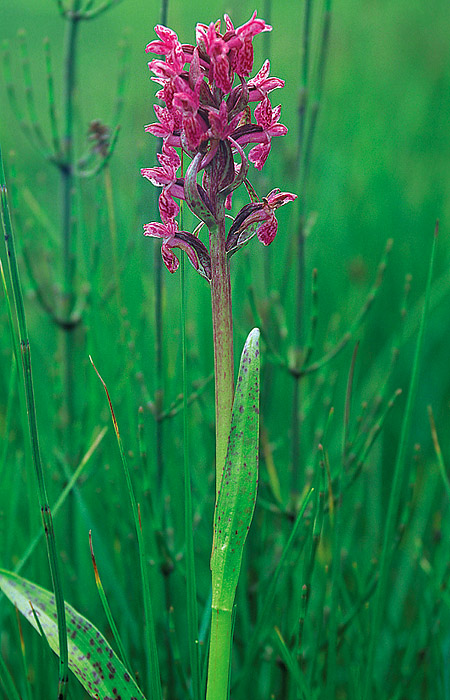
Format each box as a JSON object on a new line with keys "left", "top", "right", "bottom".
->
{"left": 211, "top": 328, "right": 260, "bottom": 611}
{"left": 0, "top": 569, "right": 146, "bottom": 700}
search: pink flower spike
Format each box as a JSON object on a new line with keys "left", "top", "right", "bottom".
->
{"left": 265, "top": 189, "right": 297, "bottom": 208}
{"left": 141, "top": 141, "right": 180, "bottom": 186}
{"left": 158, "top": 143, "right": 181, "bottom": 169}
{"left": 256, "top": 189, "right": 297, "bottom": 245}
{"left": 213, "top": 54, "right": 233, "bottom": 92}
{"left": 234, "top": 37, "right": 254, "bottom": 78}
{"left": 146, "top": 25, "right": 185, "bottom": 74}
{"left": 182, "top": 113, "right": 208, "bottom": 151}
{"left": 141, "top": 165, "right": 173, "bottom": 186}
{"left": 143, "top": 219, "right": 177, "bottom": 239}
{"left": 144, "top": 104, "right": 174, "bottom": 139}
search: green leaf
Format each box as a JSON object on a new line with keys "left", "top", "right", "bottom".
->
{"left": 0, "top": 569, "right": 146, "bottom": 700}
{"left": 211, "top": 328, "right": 260, "bottom": 611}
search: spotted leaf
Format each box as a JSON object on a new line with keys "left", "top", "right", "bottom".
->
{"left": 211, "top": 328, "right": 260, "bottom": 611}
{"left": 0, "top": 569, "right": 146, "bottom": 700}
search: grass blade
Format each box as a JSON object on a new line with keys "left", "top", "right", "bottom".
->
{"left": 90, "top": 356, "right": 163, "bottom": 700}
{"left": 89, "top": 531, "right": 132, "bottom": 672}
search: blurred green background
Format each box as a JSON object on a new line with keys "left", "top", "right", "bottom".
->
{"left": 1, "top": 0, "right": 450, "bottom": 698}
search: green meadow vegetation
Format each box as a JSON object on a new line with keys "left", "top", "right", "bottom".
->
{"left": 1, "top": 0, "right": 450, "bottom": 698}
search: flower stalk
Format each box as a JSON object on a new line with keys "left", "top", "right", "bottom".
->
{"left": 209, "top": 214, "right": 234, "bottom": 493}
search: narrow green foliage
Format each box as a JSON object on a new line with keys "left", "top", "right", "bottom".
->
{"left": 14, "top": 428, "right": 107, "bottom": 574}
{"left": 301, "top": 239, "right": 392, "bottom": 377}
{"left": 0, "top": 144, "right": 69, "bottom": 700}
{"left": 0, "top": 650, "right": 22, "bottom": 700}
{"left": 273, "top": 627, "right": 309, "bottom": 699}
{"left": 237, "top": 487, "right": 314, "bottom": 687}
{"left": 89, "top": 531, "right": 132, "bottom": 672}
{"left": 0, "top": 569, "right": 146, "bottom": 700}
{"left": 43, "top": 37, "right": 61, "bottom": 156}
{"left": 363, "top": 224, "right": 438, "bottom": 700}
{"left": 90, "top": 357, "right": 163, "bottom": 700}
{"left": 428, "top": 405, "right": 450, "bottom": 501}
{"left": 18, "top": 30, "right": 49, "bottom": 155}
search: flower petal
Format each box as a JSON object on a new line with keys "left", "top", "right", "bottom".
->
{"left": 256, "top": 215, "right": 278, "bottom": 245}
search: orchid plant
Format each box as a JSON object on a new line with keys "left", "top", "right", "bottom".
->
{"left": 141, "top": 11, "right": 296, "bottom": 490}
{"left": 141, "top": 12, "right": 296, "bottom": 700}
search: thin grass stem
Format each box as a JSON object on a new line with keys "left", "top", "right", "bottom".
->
{"left": 18, "top": 30, "right": 50, "bottom": 155}
{"left": 43, "top": 38, "right": 61, "bottom": 157}
{"left": 236, "top": 488, "right": 314, "bottom": 690}
{"left": 181, "top": 233, "right": 201, "bottom": 697}
{"left": 362, "top": 223, "right": 438, "bottom": 700}
{"left": 60, "top": 3, "right": 81, "bottom": 461}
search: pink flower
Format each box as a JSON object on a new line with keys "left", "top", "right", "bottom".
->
{"left": 144, "top": 218, "right": 198, "bottom": 273}
{"left": 226, "top": 189, "right": 297, "bottom": 250}
{"left": 254, "top": 97, "right": 287, "bottom": 137}
{"left": 145, "top": 25, "right": 185, "bottom": 75}
{"left": 226, "top": 12, "right": 272, "bottom": 77}
{"left": 208, "top": 101, "right": 242, "bottom": 141}
{"left": 248, "top": 97, "right": 287, "bottom": 169}
{"left": 141, "top": 144, "right": 182, "bottom": 222}
{"left": 144, "top": 104, "right": 175, "bottom": 139}
{"left": 196, "top": 22, "right": 233, "bottom": 92}
{"left": 248, "top": 60, "right": 285, "bottom": 101}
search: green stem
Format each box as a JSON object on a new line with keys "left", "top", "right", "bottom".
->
{"left": 206, "top": 210, "right": 235, "bottom": 700}
{"left": 206, "top": 607, "right": 233, "bottom": 700}
{"left": 1, "top": 146, "right": 69, "bottom": 700}
{"left": 60, "top": 3, "right": 80, "bottom": 455}
{"left": 209, "top": 212, "right": 234, "bottom": 497}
